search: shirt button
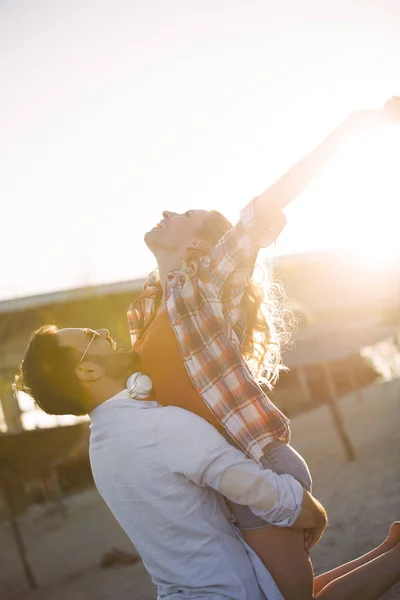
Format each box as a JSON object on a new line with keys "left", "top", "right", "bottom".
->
{"left": 183, "top": 352, "right": 190, "bottom": 358}
{"left": 173, "top": 320, "right": 180, "bottom": 326}
{"left": 167, "top": 274, "right": 174, "bottom": 281}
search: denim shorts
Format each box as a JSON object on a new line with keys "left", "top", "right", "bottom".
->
{"left": 229, "top": 441, "right": 312, "bottom": 531}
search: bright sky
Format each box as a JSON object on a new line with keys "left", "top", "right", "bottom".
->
{"left": 1, "top": 0, "right": 399, "bottom": 301}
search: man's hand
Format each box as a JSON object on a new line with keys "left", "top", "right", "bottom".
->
{"left": 291, "top": 490, "right": 328, "bottom": 551}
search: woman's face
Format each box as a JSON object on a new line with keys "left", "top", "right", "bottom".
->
{"left": 145, "top": 209, "right": 209, "bottom": 255}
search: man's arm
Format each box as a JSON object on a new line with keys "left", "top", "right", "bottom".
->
{"left": 156, "top": 408, "right": 326, "bottom": 536}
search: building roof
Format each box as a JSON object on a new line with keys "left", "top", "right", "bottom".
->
{"left": 0, "top": 278, "right": 146, "bottom": 315}
{"left": 284, "top": 318, "right": 399, "bottom": 368}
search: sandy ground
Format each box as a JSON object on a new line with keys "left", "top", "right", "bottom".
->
{"left": 1, "top": 379, "right": 399, "bottom": 600}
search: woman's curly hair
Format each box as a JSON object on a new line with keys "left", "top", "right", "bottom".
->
{"left": 183, "top": 210, "right": 293, "bottom": 387}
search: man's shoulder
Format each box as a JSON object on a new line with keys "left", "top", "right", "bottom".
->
{"left": 156, "top": 405, "right": 210, "bottom": 429}
{"left": 155, "top": 406, "right": 223, "bottom": 451}
{"left": 109, "top": 404, "right": 207, "bottom": 437}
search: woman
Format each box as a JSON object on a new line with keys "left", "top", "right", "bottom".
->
{"left": 127, "top": 99, "right": 400, "bottom": 599}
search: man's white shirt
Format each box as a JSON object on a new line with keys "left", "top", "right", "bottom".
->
{"left": 89, "top": 390, "right": 303, "bottom": 600}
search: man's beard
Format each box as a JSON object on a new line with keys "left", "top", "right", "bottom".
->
{"left": 96, "top": 349, "right": 139, "bottom": 381}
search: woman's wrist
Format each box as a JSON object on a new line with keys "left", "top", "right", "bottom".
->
{"left": 343, "top": 107, "right": 393, "bottom": 134}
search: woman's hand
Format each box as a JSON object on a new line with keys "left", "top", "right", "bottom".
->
{"left": 345, "top": 97, "right": 400, "bottom": 133}
{"left": 383, "top": 96, "right": 400, "bottom": 123}
{"left": 254, "top": 95, "right": 400, "bottom": 214}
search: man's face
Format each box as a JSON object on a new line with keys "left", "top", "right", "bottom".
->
{"left": 57, "top": 328, "right": 137, "bottom": 381}
{"left": 144, "top": 210, "right": 209, "bottom": 254}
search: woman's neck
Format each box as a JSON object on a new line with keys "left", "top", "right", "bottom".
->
{"left": 156, "top": 251, "right": 185, "bottom": 293}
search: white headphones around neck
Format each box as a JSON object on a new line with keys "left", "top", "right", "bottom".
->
{"left": 126, "top": 372, "right": 153, "bottom": 400}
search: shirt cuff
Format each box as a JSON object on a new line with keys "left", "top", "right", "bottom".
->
{"left": 240, "top": 198, "right": 287, "bottom": 248}
{"left": 268, "top": 474, "right": 304, "bottom": 527}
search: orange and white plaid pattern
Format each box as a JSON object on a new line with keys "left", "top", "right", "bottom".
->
{"left": 127, "top": 199, "right": 290, "bottom": 462}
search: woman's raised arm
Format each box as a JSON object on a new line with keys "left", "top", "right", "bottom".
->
{"left": 254, "top": 99, "right": 400, "bottom": 220}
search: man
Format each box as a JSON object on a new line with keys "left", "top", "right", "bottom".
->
{"left": 15, "top": 325, "right": 326, "bottom": 600}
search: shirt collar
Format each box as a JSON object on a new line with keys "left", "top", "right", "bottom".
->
{"left": 90, "top": 389, "right": 159, "bottom": 420}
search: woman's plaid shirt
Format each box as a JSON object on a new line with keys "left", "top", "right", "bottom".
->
{"left": 127, "top": 199, "right": 290, "bottom": 462}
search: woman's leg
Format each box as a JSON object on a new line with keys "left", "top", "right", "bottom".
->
{"left": 243, "top": 522, "right": 400, "bottom": 600}
{"left": 242, "top": 526, "right": 314, "bottom": 600}
{"left": 232, "top": 439, "right": 400, "bottom": 600}
{"left": 315, "top": 543, "right": 400, "bottom": 600}
{"left": 233, "top": 443, "right": 315, "bottom": 600}
{"left": 313, "top": 522, "right": 400, "bottom": 594}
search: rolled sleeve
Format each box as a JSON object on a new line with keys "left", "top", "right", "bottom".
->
{"left": 248, "top": 472, "right": 303, "bottom": 527}
{"left": 219, "top": 467, "right": 303, "bottom": 527}
{"left": 240, "top": 198, "right": 287, "bottom": 248}
{"left": 203, "top": 197, "right": 285, "bottom": 296}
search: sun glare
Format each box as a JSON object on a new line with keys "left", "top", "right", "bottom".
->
{"left": 340, "top": 128, "right": 398, "bottom": 264}
{"left": 295, "top": 124, "right": 400, "bottom": 266}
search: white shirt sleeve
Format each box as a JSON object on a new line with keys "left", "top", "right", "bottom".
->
{"left": 156, "top": 407, "right": 303, "bottom": 527}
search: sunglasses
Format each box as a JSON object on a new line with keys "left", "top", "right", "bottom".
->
{"left": 77, "top": 330, "right": 101, "bottom": 367}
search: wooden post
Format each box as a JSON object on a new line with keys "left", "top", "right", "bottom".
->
{"left": 0, "top": 467, "right": 38, "bottom": 589}
{"left": 48, "top": 468, "right": 68, "bottom": 520}
{"left": 296, "top": 366, "right": 313, "bottom": 405}
{"left": 321, "top": 362, "right": 356, "bottom": 462}
{"left": 0, "top": 381, "right": 23, "bottom": 433}
{"left": 346, "top": 362, "right": 363, "bottom": 404}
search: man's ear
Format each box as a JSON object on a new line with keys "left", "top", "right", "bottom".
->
{"left": 75, "top": 361, "right": 102, "bottom": 382}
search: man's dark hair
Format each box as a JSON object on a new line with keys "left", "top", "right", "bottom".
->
{"left": 14, "top": 325, "right": 88, "bottom": 416}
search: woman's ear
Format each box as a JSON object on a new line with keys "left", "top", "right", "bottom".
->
{"left": 187, "top": 240, "right": 211, "bottom": 250}
{"left": 186, "top": 240, "right": 212, "bottom": 259}
{"left": 75, "top": 361, "right": 102, "bottom": 382}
